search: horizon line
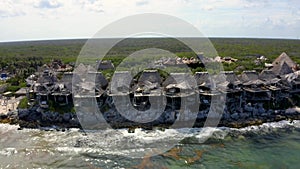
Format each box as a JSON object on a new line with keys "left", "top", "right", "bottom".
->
{"left": 0, "top": 36, "right": 299, "bottom": 43}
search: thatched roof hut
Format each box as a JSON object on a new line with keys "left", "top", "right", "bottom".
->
{"left": 243, "top": 79, "right": 266, "bottom": 86}
{"left": 36, "top": 75, "right": 58, "bottom": 85}
{"left": 214, "top": 71, "right": 241, "bottom": 91}
{"left": 278, "top": 62, "right": 294, "bottom": 75}
{"left": 221, "top": 71, "right": 241, "bottom": 85}
{"left": 87, "top": 72, "right": 108, "bottom": 89}
{"left": 283, "top": 71, "right": 300, "bottom": 83}
{"left": 98, "top": 60, "right": 114, "bottom": 70}
{"left": 15, "top": 87, "right": 28, "bottom": 97}
{"left": 74, "top": 63, "right": 87, "bottom": 74}
{"left": 138, "top": 70, "right": 161, "bottom": 84}
{"left": 60, "top": 72, "right": 82, "bottom": 91}
{"left": 163, "top": 73, "right": 197, "bottom": 90}
{"left": 259, "top": 70, "right": 277, "bottom": 80}
{"left": 272, "top": 52, "right": 296, "bottom": 75}
{"left": 110, "top": 71, "right": 132, "bottom": 95}
{"left": 133, "top": 70, "right": 162, "bottom": 96}
{"left": 239, "top": 71, "right": 258, "bottom": 82}
{"left": 194, "top": 72, "right": 210, "bottom": 86}
{"left": 35, "top": 84, "right": 50, "bottom": 94}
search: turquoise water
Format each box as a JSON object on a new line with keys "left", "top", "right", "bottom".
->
{"left": 0, "top": 121, "right": 299, "bottom": 169}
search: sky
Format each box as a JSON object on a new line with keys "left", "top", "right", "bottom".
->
{"left": 0, "top": 0, "right": 300, "bottom": 42}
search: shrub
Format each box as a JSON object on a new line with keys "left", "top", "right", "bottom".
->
{"left": 18, "top": 97, "right": 29, "bottom": 109}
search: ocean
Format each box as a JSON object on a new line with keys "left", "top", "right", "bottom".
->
{"left": 0, "top": 120, "right": 299, "bottom": 169}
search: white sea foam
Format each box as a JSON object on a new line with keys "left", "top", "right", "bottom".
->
{"left": 232, "top": 120, "right": 300, "bottom": 133}
{"left": 0, "top": 148, "right": 18, "bottom": 156}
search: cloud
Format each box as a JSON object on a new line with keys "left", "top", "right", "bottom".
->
{"left": 34, "top": 0, "right": 62, "bottom": 9}
{"left": 136, "top": 0, "right": 149, "bottom": 6}
{"left": 78, "top": 0, "right": 104, "bottom": 13}
{"left": 242, "top": 0, "right": 269, "bottom": 8}
{"left": 0, "top": 0, "right": 25, "bottom": 17}
{"left": 0, "top": 0, "right": 299, "bottom": 41}
{"left": 201, "top": 5, "right": 214, "bottom": 11}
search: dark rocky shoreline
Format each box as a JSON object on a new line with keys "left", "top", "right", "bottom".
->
{"left": 0, "top": 104, "right": 299, "bottom": 131}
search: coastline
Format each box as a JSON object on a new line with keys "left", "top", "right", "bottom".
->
{"left": 0, "top": 105, "right": 299, "bottom": 131}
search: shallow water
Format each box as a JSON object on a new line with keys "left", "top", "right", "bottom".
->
{"left": 0, "top": 121, "right": 299, "bottom": 169}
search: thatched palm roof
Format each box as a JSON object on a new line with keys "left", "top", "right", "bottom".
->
{"left": 239, "top": 71, "right": 258, "bottom": 82}
{"left": 221, "top": 71, "right": 241, "bottom": 84}
{"left": 15, "top": 88, "right": 28, "bottom": 95}
{"left": 60, "top": 72, "right": 82, "bottom": 91}
{"left": 98, "top": 60, "right": 115, "bottom": 70}
{"left": 37, "top": 64, "right": 50, "bottom": 74}
{"left": 194, "top": 72, "right": 210, "bottom": 86}
{"left": 284, "top": 71, "right": 300, "bottom": 83}
{"left": 138, "top": 70, "right": 161, "bottom": 84}
{"left": 87, "top": 65, "right": 97, "bottom": 72}
{"left": 110, "top": 71, "right": 132, "bottom": 94}
{"left": 36, "top": 75, "right": 58, "bottom": 84}
{"left": 163, "top": 73, "right": 196, "bottom": 90}
{"left": 74, "top": 63, "right": 87, "bottom": 73}
{"left": 35, "top": 84, "right": 51, "bottom": 94}
{"left": 86, "top": 72, "right": 108, "bottom": 89}
{"left": 259, "top": 70, "right": 277, "bottom": 80}
{"left": 278, "top": 62, "right": 294, "bottom": 75}
{"left": 243, "top": 79, "right": 266, "bottom": 86}
{"left": 272, "top": 52, "right": 296, "bottom": 75}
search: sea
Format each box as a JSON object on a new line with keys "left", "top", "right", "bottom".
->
{"left": 0, "top": 120, "right": 300, "bottom": 169}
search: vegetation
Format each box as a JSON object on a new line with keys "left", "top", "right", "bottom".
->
{"left": 48, "top": 100, "right": 75, "bottom": 114}
{"left": 4, "top": 77, "right": 27, "bottom": 93}
{"left": 18, "top": 97, "right": 29, "bottom": 109}
{"left": 0, "top": 38, "right": 299, "bottom": 89}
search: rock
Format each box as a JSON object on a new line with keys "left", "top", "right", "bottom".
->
{"left": 52, "top": 112, "right": 60, "bottom": 122}
{"left": 57, "top": 116, "right": 63, "bottom": 123}
{"left": 7, "top": 111, "right": 18, "bottom": 118}
{"left": 69, "top": 117, "right": 80, "bottom": 126}
{"left": 261, "top": 113, "right": 270, "bottom": 117}
{"left": 41, "top": 112, "right": 49, "bottom": 121}
{"left": 18, "top": 109, "right": 30, "bottom": 119}
{"left": 244, "top": 105, "right": 253, "bottom": 112}
{"left": 0, "top": 114, "right": 8, "bottom": 119}
{"left": 197, "top": 113, "right": 206, "bottom": 120}
{"left": 19, "top": 120, "right": 38, "bottom": 128}
{"left": 165, "top": 111, "right": 175, "bottom": 123}
{"left": 275, "top": 115, "right": 286, "bottom": 121}
{"left": 63, "top": 113, "right": 71, "bottom": 122}
{"left": 26, "top": 110, "right": 41, "bottom": 121}
{"left": 155, "top": 115, "right": 165, "bottom": 124}
{"left": 222, "top": 112, "right": 231, "bottom": 120}
{"left": 239, "top": 113, "right": 250, "bottom": 119}
{"left": 128, "top": 128, "right": 135, "bottom": 133}
{"left": 258, "top": 107, "right": 266, "bottom": 114}
{"left": 231, "top": 113, "right": 239, "bottom": 120}
{"left": 285, "top": 108, "right": 297, "bottom": 115}
{"left": 36, "top": 107, "right": 43, "bottom": 113}
{"left": 267, "top": 109, "right": 274, "bottom": 115}
{"left": 252, "top": 108, "right": 259, "bottom": 117}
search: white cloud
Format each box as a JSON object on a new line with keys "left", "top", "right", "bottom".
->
{"left": 33, "top": 0, "right": 62, "bottom": 9}
{"left": 0, "top": 0, "right": 25, "bottom": 17}
{"left": 201, "top": 5, "right": 214, "bottom": 11}
{"left": 0, "top": 0, "right": 299, "bottom": 41}
{"left": 136, "top": 0, "right": 149, "bottom": 6}
{"left": 78, "top": 0, "right": 104, "bottom": 13}
{"left": 242, "top": 0, "right": 270, "bottom": 8}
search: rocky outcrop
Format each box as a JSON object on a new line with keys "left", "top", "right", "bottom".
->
{"left": 1, "top": 102, "right": 300, "bottom": 130}
{"left": 0, "top": 107, "right": 80, "bottom": 130}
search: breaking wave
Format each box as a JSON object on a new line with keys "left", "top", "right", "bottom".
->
{"left": 0, "top": 120, "right": 299, "bottom": 168}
